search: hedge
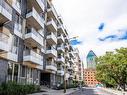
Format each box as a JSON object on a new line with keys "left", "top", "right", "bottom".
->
{"left": 0, "top": 81, "right": 40, "bottom": 95}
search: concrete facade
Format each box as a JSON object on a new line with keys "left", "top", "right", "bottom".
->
{"left": 0, "top": 0, "right": 79, "bottom": 88}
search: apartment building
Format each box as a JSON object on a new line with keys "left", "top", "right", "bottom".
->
{"left": 84, "top": 69, "right": 99, "bottom": 87}
{"left": 0, "top": 0, "right": 77, "bottom": 88}
{"left": 73, "top": 48, "right": 84, "bottom": 83}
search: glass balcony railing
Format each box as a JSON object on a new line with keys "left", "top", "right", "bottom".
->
{"left": 0, "top": 0, "right": 12, "bottom": 14}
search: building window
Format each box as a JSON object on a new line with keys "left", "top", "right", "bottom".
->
{"left": 22, "top": 66, "right": 26, "bottom": 77}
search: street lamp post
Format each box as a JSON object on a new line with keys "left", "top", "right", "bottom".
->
{"left": 63, "top": 36, "right": 78, "bottom": 93}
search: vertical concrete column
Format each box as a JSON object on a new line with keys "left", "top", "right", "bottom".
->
{"left": 17, "top": 64, "right": 20, "bottom": 83}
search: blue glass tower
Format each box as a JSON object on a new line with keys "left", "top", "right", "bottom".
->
{"left": 86, "top": 50, "right": 97, "bottom": 69}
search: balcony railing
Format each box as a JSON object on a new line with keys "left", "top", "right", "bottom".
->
{"left": 58, "top": 24, "right": 65, "bottom": 33}
{"left": 0, "top": 32, "right": 9, "bottom": 52}
{"left": 47, "top": 32, "right": 57, "bottom": 44}
{"left": 47, "top": 62, "right": 57, "bottom": 67}
{"left": 57, "top": 35, "right": 65, "bottom": 42}
{"left": 26, "top": 28, "right": 43, "bottom": 41}
{"left": 26, "top": 7, "right": 44, "bottom": 29}
{"left": 57, "top": 56, "right": 65, "bottom": 63}
{"left": 0, "top": 0, "right": 12, "bottom": 22}
{"left": 46, "top": 47, "right": 57, "bottom": 56}
{"left": 12, "top": 0, "right": 21, "bottom": 14}
{"left": 23, "top": 50, "right": 43, "bottom": 65}
{"left": 57, "top": 44, "right": 64, "bottom": 50}
{"left": 47, "top": 18, "right": 57, "bottom": 32}
{"left": 25, "top": 28, "right": 43, "bottom": 46}
{"left": 0, "top": 0, "right": 12, "bottom": 14}
{"left": 46, "top": 62, "right": 57, "bottom": 71}
{"left": 47, "top": 4, "right": 58, "bottom": 19}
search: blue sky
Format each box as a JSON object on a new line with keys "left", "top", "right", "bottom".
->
{"left": 53, "top": 0, "right": 127, "bottom": 68}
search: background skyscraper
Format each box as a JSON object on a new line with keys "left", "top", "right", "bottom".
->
{"left": 86, "top": 50, "right": 97, "bottom": 69}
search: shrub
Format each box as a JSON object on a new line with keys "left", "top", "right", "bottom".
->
{"left": 0, "top": 81, "right": 40, "bottom": 95}
{"left": 57, "top": 83, "right": 78, "bottom": 90}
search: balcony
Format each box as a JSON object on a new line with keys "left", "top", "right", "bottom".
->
{"left": 28, "top": 0, "right": 45, "bottom": 12}
{"left": 69, "top": 52, "right": 74, "bottom": 58}
{"left": 46, "top": 62, "right": 57, "bottom": 71}
{"left": 65, "top": 44, "right": 69, "bottom": 50}
{"left": 57, "top": 45, "right": 64, "bottom": 52}
{"left": 7, "top": 51, "right": 18, "bottom": 62}
{"left": 23, "top": 50, "right": 43, "bottom": 66}
{"left": 57, "top": 35, "right": 65, "bottom": 43}
{"left": 46, "top": 47, "right": 57, "bottom": 57}
{"left": 24, "top": 28, "right": 43, "bottom": 47}
{"left": 57, "top": 56, "right": 65, "bottom": 63}
{"left": 65, "top": 53, "right": 70, "bottom": 59}
{"left": 26, "top": 7, "right": 44, "bottom": 30}
{"left": 68, "top": 66, "right": 73, "bottom": 70}
{"left": 66, "top": 62, "right": 70, "bottom": 67}
{"left": 57, "top": 68, "right": 64, "bottom": 76}
{"left": 0, "top": 0, "right": 12, "bottom": 24}
{"left": 47, "top": 5, "right": 57, "bottom": 20}
{"left": 12, "top": 0, "right": 21, "bottom": 14}
{"left": 58, "top": 24, "right": 65, "bottom": 34}
{"left": 14, "top": 23, "right": 22, "bottom": 38}
{"left": 0, "top": 46, "right": 18, "bottom": 62}
{"left": 0, "top": 32, "right": 10, "bottom": 52}
{"left": 69, "top": 58, "right": 74, "bottom": 64}
{"left": 47, "top": 19, "right": 57, "bottom": 32}
{"left": 47, "top": 32, "right": 57, "bottom": 44}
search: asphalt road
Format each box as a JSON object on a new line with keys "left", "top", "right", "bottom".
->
{"left": 67, "top": 87, "right": 117, "bottom": 95}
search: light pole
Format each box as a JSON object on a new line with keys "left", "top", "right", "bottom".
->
{"left": 64, "top": 36, "right": 78, "bottom": 93}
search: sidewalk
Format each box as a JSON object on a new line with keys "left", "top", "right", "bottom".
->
{"left": 28, "top": 88, "right": 78, "bottom": 95}
{"left": 99, "top": 87, "right": 127, "bottom": 95}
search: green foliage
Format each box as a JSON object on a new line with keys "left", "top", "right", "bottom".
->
{"left": 57, "top": 82, "right": 78, "bottom": 90}
{"left": 0, "top": 81, "right": 40, "bottom": 95}
{"left": 96, "top": 47, "right": 127, "bottom": 90}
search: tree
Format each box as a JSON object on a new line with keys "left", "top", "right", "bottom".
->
{"left": 96, "top": 47, "right": 127, "bottom": 91}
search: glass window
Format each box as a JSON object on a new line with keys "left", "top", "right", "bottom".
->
{"left": 22, "top": 66, "right": 26, "bottom": 77}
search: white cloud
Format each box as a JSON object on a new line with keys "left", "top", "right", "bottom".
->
{"left": 52, "top": 0, "right": 127, "bottom": 68}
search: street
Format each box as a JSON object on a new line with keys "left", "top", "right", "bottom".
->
{"left": 67, "top": 87, "right": 117, "bottom": 95}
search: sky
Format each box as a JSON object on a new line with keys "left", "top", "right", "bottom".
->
{"left": 52, "top": 0, "right": 127, "bottom": 68}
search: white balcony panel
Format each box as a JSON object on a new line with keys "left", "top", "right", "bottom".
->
{"left": 23, "top": 50, "right": 43, "bottom": 66}
{"left": 7, "top": 52, "right": 18, "bottom": 62}
{"left": 47, "top": 19, "right": 57, "bottom": 32}
{"left": 46, "top": 63, "right": 57, "bottom": 71}
{"left": 0, "top": 32, "right": 9, "bottom": 52}
{"left": 0, "top": 0, "right": 12, "bottom": 24}
{"left": 57, "top": 45, "right": 64, "bottom": 52}
{"left": 28, "top": 0, "right": 45, "bottom": 12}
{"left": 57, "top": 57, "right": 65, "bottom": 63}
{"left": 69, "top": 52, "right": 75, "bottom": 58}
{"left": 57, "top": 35, "right": 65, "bottom": 43}
{"left": 58, "top": 24, "right": 65, "bottom": 34}
{"left": 47, "top": 6, "right": 57, "bottom": 20}
{"left": 69, "top": 58, "right": 74, "bottom": 64}
{"left": 24, "top": 28, "right": 43, "bottom": 47}
{"left": 46, "top": 49, "right": 57, "bottom": 57}
{"left": 47, "top": 32, "right": 57, "bottom": 44}
{"left": 36, "top": 0, "right": 45, "bottom": 11}
{"left": 26, "top": 8, "right": 44, "bottom": 30}
{"left": 65, "top": 44, "right": 69, "bottom": 50}
{"left": 0, "top": 40, "right": 9, "bottom": 52}
{"left": 57, "top": 70, "right": 64, "bottom": 76}
{"left": 12, "top": 0, "right": 21, "bottom": 14}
